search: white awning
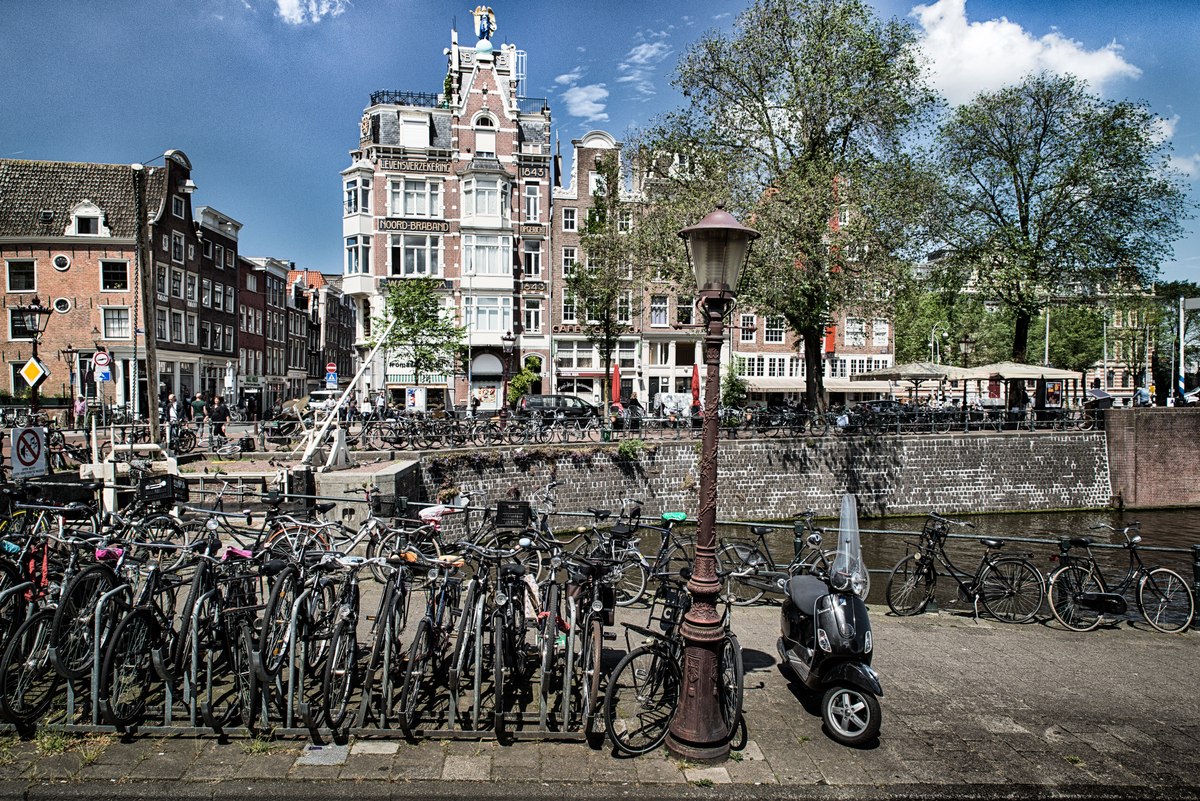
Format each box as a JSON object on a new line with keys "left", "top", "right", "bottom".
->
{"left": 826, "top": 379, "right": 895, "bottom": 393}
{"left": 742, "top": 376, "right": 895, "bottom": 394}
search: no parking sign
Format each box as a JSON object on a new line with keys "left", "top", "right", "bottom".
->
{"left": 11, "top": 426, "right": 46, "bottom": 479}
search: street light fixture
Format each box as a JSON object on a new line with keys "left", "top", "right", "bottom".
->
{"left": 16, "top": 296, "right": 53, "bottom": 413}
{"left": 957, "top": 334, "right": 976, "bottom": 430}
{"left": 668, "top": 206, "right": 759, "bottom": 762}
{"left": 929, "top": 323, "right": 949, "bottom": 364}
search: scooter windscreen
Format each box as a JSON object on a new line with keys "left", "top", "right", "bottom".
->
{"left": 830, "top": 494, "right": 868, "bottom": 599}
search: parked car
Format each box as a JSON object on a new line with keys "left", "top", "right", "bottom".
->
{"left": 513, "top": 394, "right": 599, "bottom": 420}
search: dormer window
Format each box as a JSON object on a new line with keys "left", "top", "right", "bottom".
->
{"left": 67, "top": 201, "right": 110, "bottom": 237}
{"left": 474, "top": 115, "right": 496, "bottom": 158}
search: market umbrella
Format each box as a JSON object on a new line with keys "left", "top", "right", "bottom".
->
{"left": 691, "top": 362, "right": 701, "bottom": 405}
{"left": 611, "top": 362, "right": 621, "bottom": 406}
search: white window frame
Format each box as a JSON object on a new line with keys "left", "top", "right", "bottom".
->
{"left": 650, "top": 296, "right": 668, "bottom": 327}
{"left": 872, "top": 319, "right": 889, "bottom": 347}
{"left": 5, "top": 259, "right": 36, "bottom": 293}
{"left": 170, "top": 310, "right": 184, "bottom": 343}
{"left": 390, "top": 234, "right": 442, "bottom": 277}
{"left": 186, "top": 274, "right": 197, "bottom": 305}
{"left": 171, "top": 232, "right": 185, "bottom": 264}
{"left": 7, "top": 310, "right": 34, "bottom": 341}
{"left": 561, "top": 247, "right": 576, "bottom": 277}
{"left": 156, "top": 308, "right": 169, "bottom": 341}
{"left": 523, "top": 298, "right": 542, "bottom": 334}
{"left": 345, "top": 235, "right": 370, "bottom": 275}
{"left": 562, "top": 292, "right": 576, "bottom": 323}
{"left": 523, "top": 240, "right": 542, "bottom": 278}
{"left": 202, "top": 278, "right": 212, "bottom": 306}
{"left": 170, "top": 268, "right": 184, "bottom": 299}
{"left": 186, "top": 313, "right": 197, "bottom": 345}
{"left": 172, "top": 196, "right": 185, "bottom": 219}
{"left": 524, "top": 183, "right": 540, "bottom": 222}
{"left": 101, "top": 307, "right": 132, "bottom": 340}
{"left": 463, "top": 234, "right": 512, "bottom": 276}
{"left": 845, "top": 317, "right": 866, "bottom": 348}
{"left": 225, "top": 286, "right": 234, "bottom": 312}
{"left": 562, "top": 208, "right": 577, "bottom": 232}
{"left": 392, "top": 178, "right": 443, "bottom": 218}
{"left": 765, "top": 316, "right": 785, "bottom": 344}
{"left": 740, "top": 314, "right": 756, "bottom": 343}
{"left": 99, "top": 259, "right": 129, "bottom": 292}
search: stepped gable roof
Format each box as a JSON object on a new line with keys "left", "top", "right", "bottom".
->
{"left": 0, "top": 158, "right": 166, "bottom": 238}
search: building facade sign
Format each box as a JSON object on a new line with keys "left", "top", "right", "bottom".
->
{"left": 520, "top": 165, "right": 548, "bottom": 178}
{"left": 377, "top": 218, "right": 452, "bottom": 233}
{"left": 379, "top": 158, "right": 452, "bottom": 174}
{"left": 519, "top": 224, "right": 546, "bottom": 237}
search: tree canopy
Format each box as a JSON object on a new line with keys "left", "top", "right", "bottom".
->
{"left": 631, "top": 0, "right": 937, "bottom": 407}
{"left": 373, "top": 278, "right": 465, "bottom": 387}
{"left": 930, "top": 72, "right": 1191, "bottom": 363}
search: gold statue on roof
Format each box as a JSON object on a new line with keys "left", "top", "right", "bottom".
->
{"left": 472, "top": 6, "right": 496, "bottom": 41}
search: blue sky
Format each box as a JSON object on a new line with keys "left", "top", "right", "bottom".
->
{"left": 2, "top": 0, "right": 1197, "bottom": 282}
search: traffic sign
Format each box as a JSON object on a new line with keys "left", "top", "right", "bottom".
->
{"left": 93, "top": 351, "right": 111, "bottom": 368}
{"left": 19, "top": 358, "right": 49, "bottom": 390}
{"left": 97, "top": 368, "right": 112, "bottom": 383}
{"left": 11, "top": 426, "right": 46, "bottom": 479}
{"left": 326, "top": 362, "right": 338, "bottom": 373}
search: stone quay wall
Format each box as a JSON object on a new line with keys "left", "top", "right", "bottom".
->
{"left": 405, "top": 432, "right": 1113, "bottom": 522}
{"left": 1105, "top": 406, "right": 1200, "bottom": 509}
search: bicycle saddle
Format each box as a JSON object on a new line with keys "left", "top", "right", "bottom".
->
{"left": 661, "top": 511, "right": 687, "bottom": 523}
{"left": 1069, "top": 536, "right": 1092, "bottom": 548}
{"left": 314, "top": 501, "right": 336, "bottom": 514}
{"left": 500, "top": 562, "right": 526, "bottom": 578}
{"left": 587, "top": 508, "right": 612, "bottom": 520}
{"left": 979, "top": 538, "right": 1005, "bottom": 549}
{"left": 750, "top": 525, "right": 773, "bottom": 536}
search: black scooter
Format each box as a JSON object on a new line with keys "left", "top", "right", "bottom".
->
{"left": 778, "top": 494, "right": 882, "bottom": 746}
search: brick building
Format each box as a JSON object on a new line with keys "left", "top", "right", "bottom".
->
{"left": 341, "top": 9, "right": 552, "bottom": 410}
{"left": 244, "top": 256, "right": 291, "bottom": 410}
{"left": 0, "top": 150, "right": 247, "bottom": 416}
{"left": 236, "top": 255, "right": 266, "bottom": 414}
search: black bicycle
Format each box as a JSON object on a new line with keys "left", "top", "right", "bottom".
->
{"left": 884, "top": 512, "right": 1045, "bottom": 623}
{"left": 1047, "top": 522, "right": 1195, "bottom": 633}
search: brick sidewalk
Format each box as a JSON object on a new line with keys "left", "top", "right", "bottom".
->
{"left": 1, "top": 606, "right": 1198, "bottom": 799}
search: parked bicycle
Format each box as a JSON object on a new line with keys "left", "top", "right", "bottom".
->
{"left": 1047, "top": 522, "right": 1194, "bottom": 633}
{"left": 884, "top": 512, "right": 1045, "bottom": 623}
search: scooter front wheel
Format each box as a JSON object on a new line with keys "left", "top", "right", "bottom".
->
{"left": 822, "top": 685, "right": 880, "bottom": 746}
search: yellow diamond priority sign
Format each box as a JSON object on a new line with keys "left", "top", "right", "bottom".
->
{"left": 20, "top": 357, "right": 49, "bottom": 390}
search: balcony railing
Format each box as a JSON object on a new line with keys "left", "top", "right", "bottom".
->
{"left": 516, "top": 97, "right": 549, "bottom": 114}
{"left": 369, "top": 90, "right": 444, "bottom": 108}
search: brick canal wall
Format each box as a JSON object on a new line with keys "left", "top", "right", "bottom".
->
{"left": 1105, "top": 407, "right": 1200, "bottom": 509}
{"left": 403, "top": 432, "right": 1113, "bottom": 520}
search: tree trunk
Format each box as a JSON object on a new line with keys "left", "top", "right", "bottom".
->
{"left": 802, "top": 325, "right": 826, "bottom": 411}
{"left": 1011, "top": 309, "right": 1032, "bottom": 363}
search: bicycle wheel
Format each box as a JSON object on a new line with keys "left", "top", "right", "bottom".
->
{"left": 1048, "top": 564, "right": 1104, "bottom": 632}
{"left": 604, "top": 644, "right": 679, "bottom": 756}
{"left": 101, "top": 609, "right": 159, "bottom": 729}
{"left": 398, "top": 619, "right": 433, "bottom": 736}
{"left": 719, "top": 632, "right": 744, "bottom": 737}
{"left": 885, "top": 554, "right": 935, "bottom": 616}
{"left": 465, "top": 593, "right": 490, "bottom": 730}
{"left": 175, "top": 428, "right": 197, "bottom": 454}
{"left": 51, "top": 563, "right": 119, "bottom": 680}
{"left": 258, "top": 566, "right": 299, "bottom": 679}
{"left": 191, "top": 593, "right": 238, "bottom": 729}
{"left": 1137, "top": 567, "right": 1195, "bottom": 634}
{"left": 491, "top": 612, "right": 508, "bottom": 733}
{"left": 322, "top": 619, "right": 357, "bottom": 729}
{"left": 978, "top": 558, "right": 1045, "bottom": 623}
{"left": 580, "top": 618, "right": 603, "bottom": 737}
{"left": 0, "top": 561, "right": 26, "bottom": 644}
{"left": 0, "top": 608, "right": 60, "bottom": 726}
{"left": 537, "top": 583, "right": 560, "bottom": 714}
{"left": 653, "top": 540, "right": 694, "bottom": 582}
{"left": 716, "top": 542, "right": 768, "bottom": 606}
{"left": 614, "top": 558, "right": 649, "bottom": 607}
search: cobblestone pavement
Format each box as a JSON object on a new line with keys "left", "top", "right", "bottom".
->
{"left": 1, "top": 605, "right": 1197, "bottom": 799}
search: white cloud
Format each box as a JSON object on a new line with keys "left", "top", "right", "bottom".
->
{"left": 911, "top": 0, "right": 1141, "bottom": 105}
{"left": 618, "top": 41, "right": 672, "bottom": 98}
{"left": 713, "top": 12, "right": 731, "bottom": 20}
{"left": 1171, "top": 153, "right": 1200, "bottom": 179}
{"left": 275, "top": 0, "right": 348, "bottom": 25}
{"left": 1154, "top": 114, "right": 1181, "bottom": 144}
{"left": 561, "top": 84, "right": 609, "bottom": 122}
{"left": 555, "top": 67, "right": 584, "bottom": 86}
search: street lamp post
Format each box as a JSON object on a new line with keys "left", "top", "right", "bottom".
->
{"left": 958, "top": 334, "right": 975, "bottom": 431}
{"left": 16, "top": 296, "right": 53, "bottom": 414}
{"left": 667, "top": 206, "right": 759, "bottom": 762}
{"left": 929, "top": 323, "right": 949, "bottom": 365}
{"left": 500, "top": 331, "right": 515, "bottom": 425}
{"left": 60, "top": 343, "right": 79, "bottom": 418}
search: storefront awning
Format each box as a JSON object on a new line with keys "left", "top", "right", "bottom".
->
{"left": 743, "top": 376, "right": 896, "bottom": 394}
{"left": 826, "top": 378, "right": 895, "bottom": 393}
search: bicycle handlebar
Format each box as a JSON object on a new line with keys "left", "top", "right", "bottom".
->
{"left": 928, "top": 511, "right": 975, "bottom": 528}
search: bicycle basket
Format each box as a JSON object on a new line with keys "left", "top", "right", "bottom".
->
{"left": 139, "top": 474, "right": 189, "bottom": 503}
{"left": 649, "top": 583, "right": 691, "bottom": 633}
{"left": 371, "top": 493, "right": 397, "bottom": 518}
{"left": 494, "top": 500, "right": 532, "bottom": 530}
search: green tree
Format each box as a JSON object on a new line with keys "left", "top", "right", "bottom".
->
{"left": 720, "top": 362, "right": 747, "bottom": 408}
{"left": 1025, "top": 305, "right": 1105, "bottom": 374}
{"left": 373, "top": 278, "right": 465, "bottom": 388}
{"left": 930, "top": 73, "right": 1191, "bottom": 363}
{"left": 567, "top": 151, "right": 642, "bottom": 410}
{"left": 632, "top": 0, "right": 937, "bottom": 408}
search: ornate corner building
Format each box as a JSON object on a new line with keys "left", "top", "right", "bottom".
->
{"left": 341, "top": 9, "right": 551, "bottom": 410}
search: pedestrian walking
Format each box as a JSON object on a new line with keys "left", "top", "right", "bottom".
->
{"left": 72, "top": 395, "right": 87, "bottom": 429}
{"left": 209, "top": 396, "right": 231, "bottom": 442}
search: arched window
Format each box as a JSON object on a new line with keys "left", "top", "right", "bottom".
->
{"left": 474, "top": 115, "right": 496, "bottom": 158}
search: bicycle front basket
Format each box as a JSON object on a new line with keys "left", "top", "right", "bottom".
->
{"left": 494, "top": 500, "right": 531, "bottom": 530}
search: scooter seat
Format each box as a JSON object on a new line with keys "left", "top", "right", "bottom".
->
{"left": 786, "top": 575, "right": 828, "bottom": 618}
